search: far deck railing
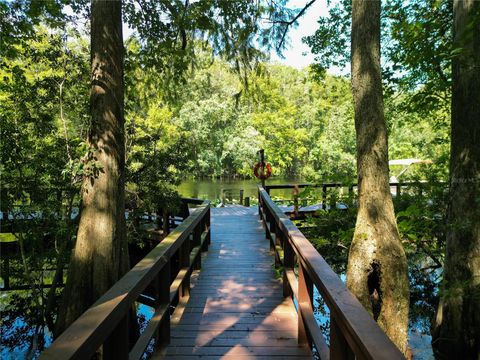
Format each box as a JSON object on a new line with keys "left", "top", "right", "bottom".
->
{"left": 40, "top": 200, "right": 211, "bottom": 360}
{"left": 258, "top": 186, "right": 404, "bottom": 359}
{"left": 266, "top": 181, "right": 430, "bottom": 209}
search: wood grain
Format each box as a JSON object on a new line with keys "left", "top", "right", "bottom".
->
{"left": 161, "top": 206, "right": 311, "bottom": 359}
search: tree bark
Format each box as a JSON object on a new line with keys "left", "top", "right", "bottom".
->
{"left": 432, "top": 1, "right": 480, "bottom": 358}
{"left": 347, "top": 0, "right": 410, "bottom": 354}
{"left": 55, "top": 0, "right": 129, "bottom": 336}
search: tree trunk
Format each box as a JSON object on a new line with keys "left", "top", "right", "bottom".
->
{"left": 347, "top": 0, "right": 410, "bottom": 354}
{"left": 55, "top": 0, "right": 129, "bottom": 335}
{"left": 432, "top": 1, "right": 480, "bottom": 358}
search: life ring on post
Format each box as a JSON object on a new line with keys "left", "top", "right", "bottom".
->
{"left": 253, "top": 162, "right": 272, "bottom": 180}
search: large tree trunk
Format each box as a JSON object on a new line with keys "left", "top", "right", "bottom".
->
{"left": 55, "top": 0, "right": 129, "bottom": 335}
{"left": 432, "top": 1, "right": 480, "bottom": 358}
{"left": 347, "top": 0, "right": 410, "bottom": 354}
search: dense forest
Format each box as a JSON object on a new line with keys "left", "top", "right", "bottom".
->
{"left": 0, "top": 0, "right": 479, "bottom": 359}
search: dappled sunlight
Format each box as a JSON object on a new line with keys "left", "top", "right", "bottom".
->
{"left": 166, "top": 207, "right": 309, "bottom": 358}
{"left": 223, "top": 345, "right": 252, "bottom": 357}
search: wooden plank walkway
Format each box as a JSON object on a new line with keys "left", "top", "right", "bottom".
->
{"left": 162, "top": 206, "right": 312, "bottom": 359}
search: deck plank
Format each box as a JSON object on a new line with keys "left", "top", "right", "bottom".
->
{"left": 161, "top": 206, "right": 311, "bottom": 359}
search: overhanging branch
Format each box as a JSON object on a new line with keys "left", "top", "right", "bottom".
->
{"left": 276, "top": 0, "right": 317, "bottom": 52}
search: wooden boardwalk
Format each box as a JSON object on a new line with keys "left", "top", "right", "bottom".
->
{"left": 163, "top": 206, "right": 311, "bottom": 359}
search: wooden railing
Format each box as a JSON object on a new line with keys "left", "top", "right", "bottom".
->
{"left": 258, "top": 186, "right": 404, "bottom": 360}
{"left": 266, "top": 181, "right": 430, "bottom": 210}
{"left": 40, "top": 200, "right": 211, "bottom": 360}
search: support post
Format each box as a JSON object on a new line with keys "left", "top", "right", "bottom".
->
{"left": 349, "top": 185, "right": 354, "bottom": 206}
{"left": 104, "top": 315, "right": 129, "bottom": 360}
{"left": 192, "top": 224, "right": 202, "bottom": 270}
{"left": 293, "top": 185, "right": 299, "bottom": 218}
{"left": 206, "top": 207, "right": 211, "bottom": 246}
{"left": 3, "top": 257, "right": 10, "bottom": 290}
{"left": 298, "top": 261, "right": 313, "bottom": 347}
{"left": 155, "top": 261, "right": 171, "bottom": 349}
{"left": 283, "top": 235, "right": 294, "bottom": 298}
{"left": 258, "top": 190, "right": 262, "bottom": 218}
{"left": 259, "top": 149, "right": 265, "bottom": 189}
{"left": 179, "top": 240, "right": 190, "bottom": 298}
{"left": 330, "top": 313, "right": 355, "bottom": 359}
{"left": 322, "top": 185, "right": 327, "bottom": 210}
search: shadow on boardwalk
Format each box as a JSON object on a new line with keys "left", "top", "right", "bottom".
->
{"left": 160, "top": 206, "right": 311, "bottom": 359}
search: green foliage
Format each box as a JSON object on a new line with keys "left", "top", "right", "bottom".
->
{"left": 0, "top": 24, "right": 89, "bottom": 355}
{"left": 303, "top": 0, "right": 351, "bottom": 73}
{"left": 0, "top": 1, "right": 457, "bottom": 355}
{"left": 298, "top": 206, "right": 356, "bottom": 275}
{"left": 300, "top": 184, "right": 446, "bottom": 334}
{"left": 383, "top": 0, "right": 452, "bottom": 111}
{"left": 394, "top": 185, "right": 447, "bottom": 332}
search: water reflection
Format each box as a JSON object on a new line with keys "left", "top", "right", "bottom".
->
{"left": 177, "top": 177, "right": 305, "bottom": 203}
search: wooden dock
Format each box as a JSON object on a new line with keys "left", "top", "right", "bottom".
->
{"left": 41, "top": 189, "right": 405, "bottom": 360}
{"left": 163, "top": 206, "right": 311, "bottom": 359}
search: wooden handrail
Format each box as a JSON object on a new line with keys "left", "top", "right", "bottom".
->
{"left": 265, "top": 181, "right": 430, "bottom": 191}
{"left": 40, "top": 200, "right": 211, "bottom": 360}
{"left": 258, "top": 186, "right": 404, "bottom": 359}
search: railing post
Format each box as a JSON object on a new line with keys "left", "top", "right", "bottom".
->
{"left": 155, "top": 261, "right": 171, "bottom": 349}
{"left": 202, "top": 208, "right": 210, "bottom": 251}
{"left": 265, "top": 209, "right": 271, "bottom": 240}
{"left": 270, "top": 213, "right": 277, "bottom": 248}
{"left": 330, "top": 313, "right": 355, "bottom": 359}
{"left": 258, "top": 190, "right": 262, "bottom": 219}
{"left": 179, "top": 239, "right": 190, "bottom": 298}
{"left": 298, "top": 261, "right": 313, "bottom": 348}
{"left": 348, "top": 185, "right": 354, "bottom": 206}
{"left": 103, "top": 314, "right": 129, "bottom": 360}
{"left": 271, "top": 221, "right": 282, "bottom": 268}
{"left": 192, "top": 224, "right": 202, "bottom": 270}
{"left": 283, "top": 234, "right": 294, "bottom": 298}
{"left": 207, "top": 207, "right": 211, "bottom": 246}
{"left": 240, "top": 189, "right": 244, "bottom": 205}
{"left": 322, "top": 185, "right": 327, "bottom": 210}
{"left": 396, "top": 183, "right": 401, "bottom": 197}
{"left": 294, "top": 194, "right": 299, "bottom": 217}
{"left": 3, "top": 258, "right": 10, "bottom": 290}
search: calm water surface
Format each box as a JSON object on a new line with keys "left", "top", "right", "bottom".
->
{"left": 177, "top": 177, "right": 306, "bottom": 202}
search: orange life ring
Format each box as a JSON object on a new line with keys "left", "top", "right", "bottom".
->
{"left": 253, "top": 162, "right": 272, "bottom": 180}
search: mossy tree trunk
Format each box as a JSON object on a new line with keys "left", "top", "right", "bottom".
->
{"left": 347, "top": 0, "right": 410, "bottom": 354}
{"left": 55, "top": 0, "right": 130, "bottom": 336}
{"left": 432, "top": 1, "right": 480, "bottom": 358}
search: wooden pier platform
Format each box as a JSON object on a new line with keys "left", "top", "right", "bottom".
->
{"left": 162, "top": 206, "right": 311, "bottom": 359}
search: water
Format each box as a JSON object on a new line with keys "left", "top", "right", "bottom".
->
{"left": 177, "top": 177, "right": 305, "bottom": 203}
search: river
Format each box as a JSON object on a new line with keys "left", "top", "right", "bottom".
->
{"left": 177, "top": 177, "right": 306, "bottom": 203}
